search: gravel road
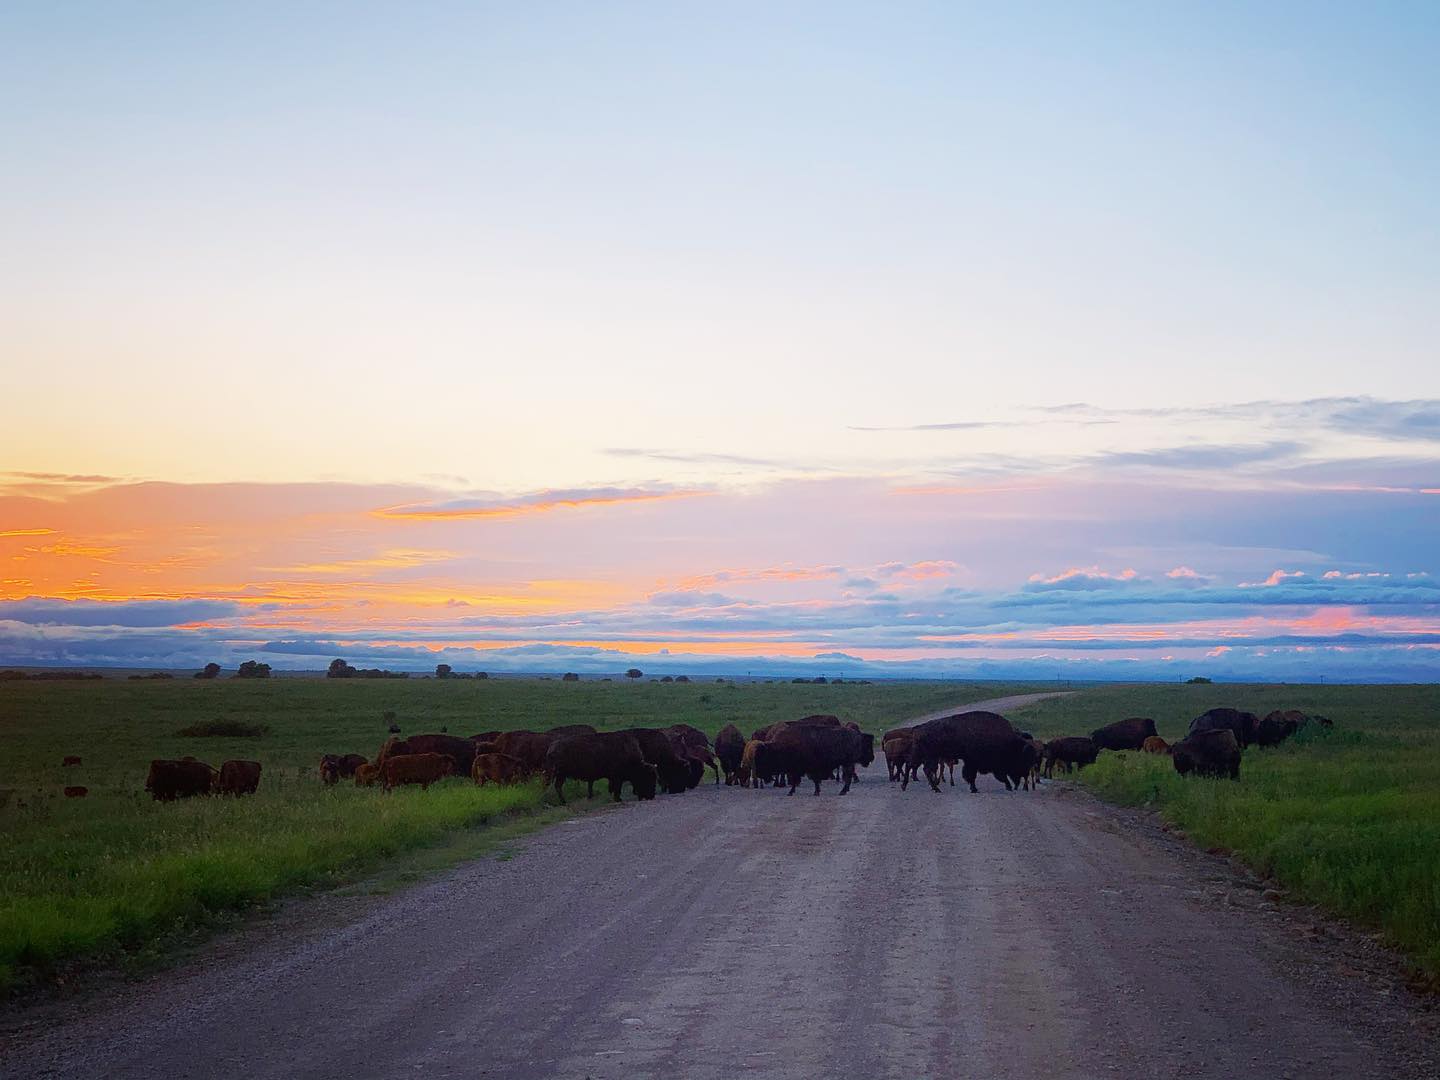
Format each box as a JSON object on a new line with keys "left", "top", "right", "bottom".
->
{"left": 4, "top": 694, "right": 1436, "bottom": 1079}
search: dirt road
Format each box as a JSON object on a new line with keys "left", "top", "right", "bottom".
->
{"left": 5, "top": 697, "right": 1436, "bottom": 1078}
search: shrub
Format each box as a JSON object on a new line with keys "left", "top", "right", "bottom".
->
{"left": 194, "top": 663, "right": 221, "bottom": 680}
{"left": 561, "top": 672, "right": 579, "bottom": 682}
{"left": 234, "top": 661, "right": 272, "bottom": 679}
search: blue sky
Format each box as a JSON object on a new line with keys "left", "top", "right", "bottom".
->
{"left": 1, "top": 4, "right": 1437, "bottom": 678}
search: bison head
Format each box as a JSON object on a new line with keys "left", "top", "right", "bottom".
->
{"left": 633, "top": 763, "right": 659, "bottom": 800}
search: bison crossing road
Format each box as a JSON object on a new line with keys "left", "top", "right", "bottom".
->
{"left": 5, "top": 695, "right": 1432, "bottom": 1080}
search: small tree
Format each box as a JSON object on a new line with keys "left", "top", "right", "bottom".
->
{"left": 660, "top": 675, "right": 674, "bottom": 683}
{"left": 625, "top": 668, "right": 643, "bottom": 681}
{"left": 194, "top": 662, "right": 221, "bottom": 680}
{"left": 436, "top": 663, "right": 453, "bottom": 679}
{"left": 561, "top": 672, "right": 579, "bottom": 682}
{"left": 327, "top": 658, "right": 355, "bottom": 679}
{"left": 674, "top": 675, "right": 689, "bottom": 683}
{"left": 235, "top": 660, "right": 272, "bottom": 679}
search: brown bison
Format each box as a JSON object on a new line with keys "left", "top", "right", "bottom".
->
{"left": 740, "top": 739, "right": 770, "bottom": 788}
{"left": 624, "top": 728, "right": 693, "bottom": 794}
{"left": 376, "top": 733, "right": 478, "bottom": 779}
{"left": 64, "top": 786, "right": 88, "bottom": 798}
{"left": 381, "top": 752, "right": 455, "bottom": 791}
{"left": 216, "top": 759, "right": 262, "bottom": 796}
{"left": 715, "top": 723, "right": 746, "bottom": 784}
{"left": 354, "top": 762, "right": 380, "bottom": 787}
{"left": 62, "top": 755, "right": 82, "bottom": 767}
{"left": 319, "top": 753, "right": 368, "bottom": 784}
{"left": 145, "top": 759, "right": 216, "bottom": 801}
{"left": 1189, "top": 708, "right": 1260, "bottom": 749}
{"left": 903, "top": 711, "right": 1029, "bottom": 793}
{"left": 763, "top": 720, "right": 870, "bottom": 795}
{"left": 472, "top": 752, "right": 527, "bottom": 786}
{"left": 1042, "top": 736, "right": 1098, "bottom": 778}
{"left": 543, "top": 732, "right": 658, "bottom": 803}
{"left": 1172, "top": 729, "right": 1241, "bottom": 779}
{"left": 1141, "top": 735, "right": 1171, "bottom": 754}
{"left": 882, "top": 731, "right": 915, "bottom": 782}
{"left": 1091, "top": 717, "right": 1158, "bottom": 752}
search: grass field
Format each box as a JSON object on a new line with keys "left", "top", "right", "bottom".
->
{"left": 0, "top": 676, "right": 1043, "bottom": 995}
{"left": 1014, "top": 683, "right": 1440, "bottom": 984}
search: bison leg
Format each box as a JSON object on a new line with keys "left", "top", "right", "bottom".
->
{"left": 787, "top": 771, "right": 803, "bottom": 796}
{"left": 609, "top": 777, "right": 624, "bottom": 801}
{"left": 839, "top": 768, "right": 853, "bottom": 795}
{"left": 587, "top": 779, "right": 596, "bottom": 799}
{"left": 553, "top": 774, "right": 567, "bottom": 804}
{"left": 962, "top": 763, "right": 980, "bottom": 793}
{"left": 925, "top": 761, "right": 942, "bottom": 793}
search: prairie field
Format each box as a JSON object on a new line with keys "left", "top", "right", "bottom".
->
{"left": 1018, "top": 683, "right": 1440, "bottom": 982}
{"left": 0, "top": 675, "right": 1040, "bottom": 995}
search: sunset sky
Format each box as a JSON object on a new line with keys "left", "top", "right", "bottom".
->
{"left": 3, "top": 4, "right": 1438, "bottom": 679}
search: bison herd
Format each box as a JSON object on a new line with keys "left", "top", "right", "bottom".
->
{"left": 134, "top": 704, "right": 1331, "bottom": 806}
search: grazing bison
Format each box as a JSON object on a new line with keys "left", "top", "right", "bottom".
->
{"left": 354, "top": 762, "right": 380, "bottom": 787}
{"left": 665, "top": 723, "right": 711, "bottom": 750}
{"left": 1172, "top": 729, "right": 1241, "bottom": 779}
{"left": 679, "top": 742, "right": 720, "bottom": 786}
{"left": 62, "top": 755, "right": 82, "bottom": 767}
{"left": 1091, "top": 717, "right": 1158, "bottom": 752}
{"left": 145, "top": 759, "right": 216, "bottom": 801}
{"left": 319, "top": 753, "right": 368, "bottom": 784}
{"left": 740, "top": 739, "right": 772, "bottom": 788}
{"left": 381, "top": 753, "right": 455, "bottom": 791}
{"left": 377, "top": 734, "right": 478, "bottom": 779}
{"left": 1141, "top": 735, "right": 1171, "bottom": 754}
{"left": 472, "top": 752, "right": 527, "bottom": 786}
{"left": 715, "top": 724, "right": 746, "bottom": 784}
{"left": 544, "top": 732, "right": 657, "bottom": 803}
{"left": 624, "top": 728, "right": 693, "bottom": 794}
{"left": 216, "top": 759, "right": 262, "bottom": 796}
{"left": 1189, "top": 708, "right": 1260, "bottom": 749}
{"left": 903, "top": 712, "right": 1028, "bottom": 793}
{"left": 1254, "top": 710, "right": 1305, "bottom": 747}
{"left": 64, "top": 786, "right": 88, "bottom": 798}
{"left": 1042, "top": 736, "right": 1098, "bottom": 778}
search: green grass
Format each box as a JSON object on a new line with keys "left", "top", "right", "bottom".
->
{"left": 0, "top": 675, "right": 1044, "bottom": 994}
{"left": 1013, "top": 683, "right": 1440, "bottom": 983}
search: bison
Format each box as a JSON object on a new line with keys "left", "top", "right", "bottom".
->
{"left": 624, "top": 728, "right": 693, "bottom": 794}
{"left": 1042, "top": 736, "right": 1098, "bottom": 778}
{"left": 740, "top": 739, "right": 772, "bottom": 788}
{"left": 472, "top": 752, "right": 527, "bottom": 786}
{"left": 145, "top": 758, "right": 216, "bottom": 801}
{"left": 381, "top": 752, "right": 455, "bottom": 791}
{"left": 319, "top": 753, "right": 368, "bottom": 784}
{"left": 1255, "top": 710, "right": 1305, "bottom": 747}
{"left": 376, "top": 733, "right": 478, "bottom": 779}
{"left": 715, "top": 723, "right": 746, "bottom": 785}
{"left": 62, "top": 755, "right": 82, "bottom": 767}
{"left": 1091, "top": 717, "right": 1158, "bottom": 752}
{"left": 64, "top": 786, "right": 88, "bottom": 798}
{"left": 882, "top": 732, "right": 915, "bottom": 782}
{"left": 216, "top": 759, "right": 262, "bottom": 796}
{"left": 764, "top": 720, "right": 870, "bottom": 795}
{"left": 1172, "top": 729, "right": 1241, "bottom": 780}
{"left": 1141, "top": 735, "right": 1171, "bottom": 754}
{"left": 544, "top": 732, "right": 657, "bottom": 803}
{"left": 354, "top": 762, "right": 380, "bottom": 787}
{"left": 1189, "top": 708, "right": 1260, "bottom": 749}
{"left": 903, "top": 711, "right": 1028, "bottom": 793}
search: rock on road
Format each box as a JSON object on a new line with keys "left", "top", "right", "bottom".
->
{"left": 4, "top": 695, "right": 1435, "bottom": 1079}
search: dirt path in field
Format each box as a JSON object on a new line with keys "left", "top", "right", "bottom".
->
{"left": 5, "top": 696, "right": 1437, "bottom": 1078}
{"left": 901, "top": 689, "right": 1076, "bottom": 727}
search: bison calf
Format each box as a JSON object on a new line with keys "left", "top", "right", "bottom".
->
{"left": 1042, "top": 736, "right": 1098, "bottom": 778}
{"left": 64, "top": 785, "right": 88, "bottom": 798}
{"left": 354, "top": 762, "right": 380, "bottom": 787}
{"left": 1141, "top": 736, "right": 1170, "bottom": 754}
{"left": 472, "top": 752, "right": 527, "bottom": 786}
{"left": 320, "top": 753, "right": 368, "bottom": 784}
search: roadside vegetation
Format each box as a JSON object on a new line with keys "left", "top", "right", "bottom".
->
{"left": 1017, "top": 683, "right": 1440, "bottom": 984}
{"left": 0, "top": 675, "right": 1044, "bottom": 994}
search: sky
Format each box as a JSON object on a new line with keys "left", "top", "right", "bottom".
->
{"left": 2, "top": 3, "right": 1438, "bottom": 679}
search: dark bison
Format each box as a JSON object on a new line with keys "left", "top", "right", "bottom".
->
{"left": 377, "top": 733, "right": 479, "bottom": 778}
{"left": 1255, "top": 709, "right": 1312, "bottom": 747}
{"left": 665, "top": 723, "right": 711, "bottom": 750}
{"left": 715, "top": 724, "right": 746, "bottom": 785}
{"left": 64, "top": 786, "right": 88, "bottom": 798}
{"left": 763, "top": 721, "right": 874, "bottom": 795}
{"left": 678, "top": 742, "right": 720, "bottom": 787}
{"left": 381, "top": 753, "right": 455, "bottom": 791}
{"left": 1042, "top": 736, "right": 1098, "bottom": 778}
{"left": 903, "top": 712, "right": 1028, "bottom": 793}
{"left": 472, "top": 752, "right": 526, "bottom": 786}
{"left": 486, "top": 731, "right": 554, "bottom": 775}
{"left": 1008, "top": 738, "right": 1043, "bottom": 790}
{"left": 544, "top": 732, "right": 658, "bottom": 803}
{"left": 1141, "top": 736, "right": 1171, "bottom": 754}
{"left": 319, "top": 753, "right": 367, "bottom": 784}
{"left": 1189, "top": 708, "right": 1260, "bottom": 749}
{"left": 624, "top": 728, "right": 693, "bottom": 794}
{"left": 62, "top": 755, "right": 82, "bottom": 767}
{"left": 1091, "top": 717, "right": 1158, "bottom": 752}
{"left": 1172, "top": 729, "right": 1241, "bottom": 779}
{"left": 216, "top": 759, "right": 262, "bottom": 796}
{"left": 145, "top": 759, "right": 216, "bottom": 801}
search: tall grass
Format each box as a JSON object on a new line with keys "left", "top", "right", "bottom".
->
{"left": 1014, "top": 684, "right": 1440, "bottom": 982}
